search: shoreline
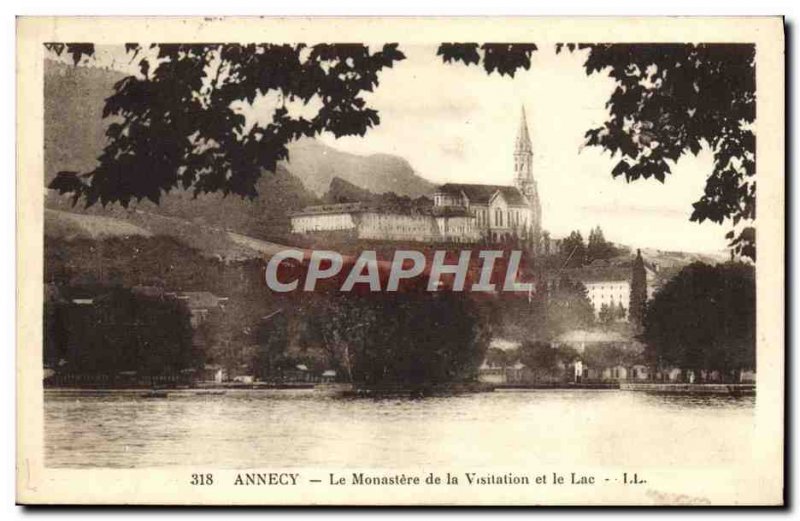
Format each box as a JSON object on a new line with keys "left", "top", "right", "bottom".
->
{"left": 43, "top": 382, "right": 756, "bottom": 396}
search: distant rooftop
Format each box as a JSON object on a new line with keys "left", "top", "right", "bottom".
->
{"left": 559, "top": 266, "right": 631, "bottom": 283}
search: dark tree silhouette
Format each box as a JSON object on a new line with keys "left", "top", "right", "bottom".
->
{"left": 44, "top": 286, "right": 195, "bottom": 376}
{"left": 516, "top": 341, "right": 579, "bottom": 382}
{"left": 302, "top": 292, "right": 491, "bottom": 386}
{"left": 641, "top": 262, "right": 755, "bottom": 381}
{"left": 560, "top": 230, "right": 587, "bottom": 268}
{"left": 437, "top": 43, "right": 538, "bottom": 77}
{"left": 597, "top": 302, "right": 626, "bottom": 326}
{"left": 253, "top": 311, "right": 290, "bottom": 380}
{"left": 628, "top": 249, "right": 648, "bottom": 326}
{"left": 586, "top": 226, "right": 619, "bottom": 262}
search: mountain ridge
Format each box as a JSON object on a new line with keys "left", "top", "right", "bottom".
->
{"left": 285, "top": 138, "right": 435, "bottom": 198}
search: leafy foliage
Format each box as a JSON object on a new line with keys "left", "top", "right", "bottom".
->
{"left": 437, "top": 43, "right": 538, "bottom": 77}
{"left": 727, "top": 225, "right": 756, "bottom": 261}
{"left": 642, "top": 262, "right": 755, "bottom": 378}
{"left": 44, "top": 43, "right": 95, "bottom": 65}
{"left": 47, "top": 43, "right": 405, "bottom": 207}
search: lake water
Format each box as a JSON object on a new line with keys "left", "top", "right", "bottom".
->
{"left": 44, "top": 388, "right": 755, "bottom": 469}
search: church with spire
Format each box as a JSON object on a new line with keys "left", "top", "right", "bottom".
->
{"left": 291, "top": 106, "right": 544, "bottom": 247}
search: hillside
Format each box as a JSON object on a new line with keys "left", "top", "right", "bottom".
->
{"left": 45, "top": 163, "right": 319, "bottom": 241}
{"left": 45, "top": 208, "right": 288, "bottom": 262}
{"left": 44, "top": 209, "right": 152, "bottom": 240}
{"left": 638, "top": 247, "right": 730, "bottom": 268}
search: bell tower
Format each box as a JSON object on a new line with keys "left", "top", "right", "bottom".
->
{"left": 514, "top": 106, "right": 541, "bottom": 240}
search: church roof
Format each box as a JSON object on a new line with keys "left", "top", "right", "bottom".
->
{"left": 435, "top": 183, "right": 528, "bottom": 206}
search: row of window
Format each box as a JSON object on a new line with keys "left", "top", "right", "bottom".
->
{"left": 590, "top": 296, "right": 625, "bottom": 303}
{"left": 474, "top": 208, "right": 527, "bottom": 228}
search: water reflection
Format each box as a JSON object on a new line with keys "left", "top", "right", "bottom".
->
{"left": 45, "top": 389, "right": 755, "bottom": 469}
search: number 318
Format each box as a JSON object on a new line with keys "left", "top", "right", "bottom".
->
{"left": 191, "top": 473, "right": 213, "bottom": 485}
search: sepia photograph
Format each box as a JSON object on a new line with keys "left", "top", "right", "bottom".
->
{"left": 15, "top": 16, "right": 784, "bottom": 506}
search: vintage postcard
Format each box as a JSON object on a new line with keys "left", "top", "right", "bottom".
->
{"left": 16, "top": 17, "right": 784, "bottom": 505}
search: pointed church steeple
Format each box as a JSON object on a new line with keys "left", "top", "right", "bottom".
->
{"left": 515, "top": 105, "right": 532, "bottom": 154}
{"left": 514, "top": 105, "right": 535, "bottom": 197}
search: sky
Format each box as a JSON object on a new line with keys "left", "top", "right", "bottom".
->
{"left": 63, "top": 44, "right": 730, "bottom": 254}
